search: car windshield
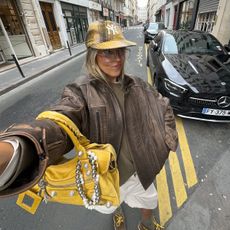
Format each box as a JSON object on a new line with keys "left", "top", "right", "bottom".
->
{"left": 148, "top": 23, "right": 158, "bottom": 30}
{"left": 163, "top": 33, "right": 225, "bottom": 55}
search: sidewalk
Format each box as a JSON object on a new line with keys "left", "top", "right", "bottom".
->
{"left": 167, "top": 148, "right": 230, "bottom": 230}
{"left": 0, "top": 44, "right": 86, "bottom": 96}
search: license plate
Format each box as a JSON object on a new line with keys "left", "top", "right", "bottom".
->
{"left": 202, "top": 108, "right": 230, "bottom": 116}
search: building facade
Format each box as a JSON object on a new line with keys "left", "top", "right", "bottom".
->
{"left": 0, "top": 0, "right": 138, "bottom": 67}
{"left": 194, "top": 0, "right": 219, "bottom": 32}
{"left": 146, "top": 0, "right": 230, "bottom": 45}
{"left": 212, "top": 0, "right": 230, "bottom": 45}
{"left": 123, "top": 0, "right": 137, "bottom": 26}
{"left": 137, "top": 6, "right": 147, "bottom": 23}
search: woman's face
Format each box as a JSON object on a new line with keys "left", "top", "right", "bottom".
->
{"left": 96, "top": 48, "right": 126, "bottom": 81}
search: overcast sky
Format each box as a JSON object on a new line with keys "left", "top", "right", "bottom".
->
{"left": 137, "top": 0, "right": 148, "bottom": 7}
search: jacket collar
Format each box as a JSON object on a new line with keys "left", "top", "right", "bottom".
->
{"left": 86, "top": 74, "right": 136, "bottom": 92}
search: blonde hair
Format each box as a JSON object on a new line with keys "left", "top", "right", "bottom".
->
{"left": 85, "top": 48, "right": 125, "bottom": 82}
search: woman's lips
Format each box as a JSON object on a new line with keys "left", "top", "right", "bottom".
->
{"left": 110, "top": 63, "right": 121, "bottom": 68}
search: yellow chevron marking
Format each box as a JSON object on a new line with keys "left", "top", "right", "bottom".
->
{"left": 145, "top": 43, "right": 197, "bottom": 225}
{"left": 156, "top": 166, "right": 172, "bottom": 226}
{"left": 147, "top": 43, "right": 171, "bottom": 225}
{"left": 176, "top": 117, "right": 198, "bottom": 188}
{"left": 169, "top": 151, "right": 187, "bottom": 208}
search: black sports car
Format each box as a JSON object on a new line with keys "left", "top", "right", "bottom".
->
{"left": 147, "top": 30, "right": 230, "bottom": 122}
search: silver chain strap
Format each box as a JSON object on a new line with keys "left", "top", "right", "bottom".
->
{"left": 75, "top": 150, "right": 100, "bottom": 209}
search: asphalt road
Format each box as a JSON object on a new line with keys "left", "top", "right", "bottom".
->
{"left": 0, "top": 27, "right": 230, "bottom": 230}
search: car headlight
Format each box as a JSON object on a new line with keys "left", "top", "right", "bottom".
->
{"left": 164, "top": 79, "right": 187, "bottom": 97}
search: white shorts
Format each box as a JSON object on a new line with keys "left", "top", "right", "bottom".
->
{"left": 94, "top": 174, "right": 158, "bottom": 214}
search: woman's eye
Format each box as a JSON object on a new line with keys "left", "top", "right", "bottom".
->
{"left": 104, "top": 50, "right": 112, "bottom": 55}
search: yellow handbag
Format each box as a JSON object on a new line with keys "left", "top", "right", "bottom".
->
{"left": 16, "top": 111, "right": 120, "bottom": 214}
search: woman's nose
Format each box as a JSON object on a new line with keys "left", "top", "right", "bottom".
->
{"left": 112, "top": 51, "right": 123, "bottom": 60}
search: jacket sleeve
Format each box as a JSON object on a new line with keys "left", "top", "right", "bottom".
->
{"left": 144, "top": 79, "right": 178, "bottom": 152}
{"left": 163, "top": 98, "right": 178, "bottom": 152}
{"left": 150, "top": 83, "right": 178, "bottom": 152}
{"left": 0, "top": 82, "right": 87, "bottom": 196}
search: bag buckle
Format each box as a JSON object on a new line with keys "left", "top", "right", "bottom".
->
{"left": 16, "top": 190, "right": 42, "bottom": 214}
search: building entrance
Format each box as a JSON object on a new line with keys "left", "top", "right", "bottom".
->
{"left": 40, "top": 2, "right": 62, "bottom": 50}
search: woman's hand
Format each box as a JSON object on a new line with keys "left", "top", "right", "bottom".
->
{"left": 0, "top": 142, "right": 14, "bottom": 174}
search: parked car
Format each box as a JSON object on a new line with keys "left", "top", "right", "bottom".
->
{"left": 143, "top": 22, "right": 149, "bottom": 32}
{"left": 147, "top": 30, "right": 230, "bottom": 122}
{"left": 144, "top": 22, "right": 166, "bottom": 43}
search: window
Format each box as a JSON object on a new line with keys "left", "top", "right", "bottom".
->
{"left": 0, "top": 0, "right": 24, "bottom": 35}
{"left": 148, "top": 23, "right": 158, "bottom": 30}
{"left": 195, "top": 12, "right": 216, "bottom": 33}
{"left": 179, "top": 0, "right": 195, "bottom": 30}
{"left": 173, "top": 32, "right": 224, "bottom": 55}
{"left": 166, "top": 9, "right": 170, "bottom": 28}
{"left": 163, "top": 34, "right": 178, "bottom": 54}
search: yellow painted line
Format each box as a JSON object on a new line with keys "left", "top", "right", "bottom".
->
{"left": 176, "top": 117, "right": 198, "bottom": 188}
{"left": 144, "top": 43, "right": 148, "bottom": 58}
{"left": 156, "top": 166, "right": 172, "bottom": 226}
{"left": 145, "top": 44, "right": 153, "bottom": 85}
{"left": 147, "top": 42, "right": 171, "bottom": 225}
{"left": 169, "top": 151, "right": 187, "bottom": 208}
{"left": 144, "top": 42, "right": 196, "bottom": 224}
{"left": 147, "top": 66, "right": 153, "bottom": 85}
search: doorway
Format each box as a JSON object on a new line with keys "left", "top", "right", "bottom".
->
{"left": 40, "top": 2, "right": 62, "bottom": 50}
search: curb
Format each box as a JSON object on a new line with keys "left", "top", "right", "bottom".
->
{"left": 0, "top": 49, "right": 86, "bottom": 97}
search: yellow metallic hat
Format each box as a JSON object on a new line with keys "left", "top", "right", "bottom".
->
{"left": 85, "top": 20, "right": 136, "bottom": 49}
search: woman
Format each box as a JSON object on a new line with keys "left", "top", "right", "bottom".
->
{"left": 0, "top": 20, "right": 178, "bottom": 230}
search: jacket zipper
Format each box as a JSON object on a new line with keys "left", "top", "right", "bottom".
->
{"left": 125, "top": 91, "right": 161, "bottom": 171}
{"left": 123, "top": 92, "right": 137, "bottom": 170}
{"left": 105, "top": 84, "right": 124, "bottom": 155}
{"left": 96, "top": 111, "right": 101, "bottom": 143}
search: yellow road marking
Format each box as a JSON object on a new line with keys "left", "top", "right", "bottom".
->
{"left": 156, "top": 166, "right": 172, "bottom": 226}
{"left": 147, "top": 66, "right": 153, "bottom": 85}
{"left": 169, "top": 151, "right": 187, "bottom": 208}
{"left": 145, "top": 43, "right": 148, "bottom": 58}
{"left": 148, "top": 42, "right": 171, "bottom": 225}
{"left": 176, "top": 117, "right": 198, "bottom": 188}
{"left": 145, "top": 44, "right": 153, "bottom": 85}
{"left": 145, "top": 43, "right": 197, "bottom": 225}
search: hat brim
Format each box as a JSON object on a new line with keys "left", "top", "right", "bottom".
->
{"left": 91, "top": 39, "right": 136, "bottom": 50}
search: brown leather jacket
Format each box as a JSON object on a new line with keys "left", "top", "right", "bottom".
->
{"left": 0, "top": 74, "right": 178, "bottom": 197}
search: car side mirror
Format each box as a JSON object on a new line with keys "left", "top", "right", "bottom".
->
{"left": 224, "top": 44, "right": 230, "bottom": 56}
{"left": 224, "top": 44, "right": 230, "bottom": 52}
{"left": 151, "top": 41, "right": 158, "bottom": 52}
